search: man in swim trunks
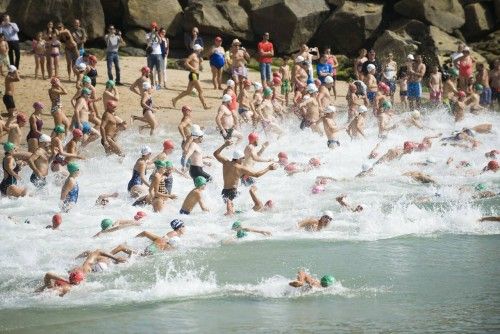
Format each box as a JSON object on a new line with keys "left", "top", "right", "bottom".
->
{"left": 241, "top": 132, "right": 273, "bottom": 187}
{"left": 172, "top": 44, "right": 209, "bottom": 109}
{"left": 180, "top": 176, "right": 209, "bottom": 214}
{"left": 321, "top": 106, "right": 344, "bottom": 148}
{"left": 230, "top": 39, "right": 250, "bottom": 96}
{"left": 237, "top": 79, "right": 254, "bottom": 122}
{"left": 184, "top": 127, "right": 212, "bottom": 184}
{"left": 214, "top": 140, "right": 278, "bottom": 215}
{"left": 3, "top": 64, "right": 19, "bottom": 117}
{"left": 100, "top": 100, "right": 125, "bottom": 156}
{"left": 407, "top": 54, "right": 426, "bottom": 110}
{"left": 216, "top": 94, "right": 241, "bottom": 142}
{"left": 27, "top": 134, "right": 51, "bottom": 189}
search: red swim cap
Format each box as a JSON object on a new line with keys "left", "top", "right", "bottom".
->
{"left": 181, "top": 105, "right": 191, "bottom": 113}
{"left": 50, "top": 77, "right": 60, "bottom": 86}
{"left": 52, "top": 214, "right": 62, "bottom": 228}
{"left": 243, "top": 79, "right": 252, "bottom": 87}
{"left": 487, "top": 160, "right": 499, "bottom": 171}
{"left": 72, "top": 128, "right": 83, "bottom": 138}
{"left": 273, "top": 76, "right": 282, "bottom": 85}
{"left": 458, "top": 90, "right": 466, "bottom": 98}
{"left": 278, "top": 152, "right": 288, "bottom": 159}
{"left": 273, "top": 71, "right": 281, "bottom": 78}
{"left": 16, "top": 113, "right": 27, "bottom": 124}
{"left": 69, "top": 270, "right": 85, "bottom": 285}
{"left": 33, "top": 101, "right": 44, "bottom": 110}
{"left": 134, "top": 211, "right": 147, "bottom": 221}
{"left": 141, "top": 66, "right": 151, "bottom": 74}
{"left": 378, "top": 82, "right": 389, "bottom": 93}
{"left": 309, "top": 157, "right": 321, "bottom": 167}
{"left": 314, "top": 79, "right": 321, "bottom": 87}
{"left": 88, "top": 55, "right": 97, "bottom": 64}
{"left": 163, "top": 139, "right": 174, "bottom": 150}
{"left": 285, "top": 163, "right": 298, "bottom": 172}
{"left": 404, "top": 141, "right": 416, "bottom": 152}
{"left": 106, "top": 100, "right": 118, "bottom": 109}
{"left": 248, "top": 132, "right": 259, "bottom": 144}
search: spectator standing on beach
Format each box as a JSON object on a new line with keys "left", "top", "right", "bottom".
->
{"left": 146, "top": 22, "right": 162, "bottom": 89}
{"left": 361, "top": 49, "right": 381, "bottom": 81}
{"left": 72, "top": 19, "right": 87, "bottom": 55}
{"left": 0, "top": 15, "right": 20, "bottom": 69}
{"left": 104, "top": 25, "right": 124, "bottom": 86}
{"left": 159, "top": 27, "right": 169, "bottom": 89}
{"left": 257, "top": 32, "right": 274, "bottom": 87}
{"left": 184, "top": 27, "right": 204, "bottom": 55}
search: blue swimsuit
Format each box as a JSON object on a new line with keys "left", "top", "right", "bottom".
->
{"left": 65, "top": 182, "right": 79, "bottom": 204}
{"left": 128, "top": 169, "right": 142, "bottom": 191}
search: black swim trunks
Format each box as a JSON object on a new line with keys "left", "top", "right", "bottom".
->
{"left": 220, "top": 127, "right": 234, "bottom": 140}
{"left": 189, "top": 165, "right": 212, "bottom": 183}
{"left": 221, "top": 188, "right": 238, "bottom": 202}
{"left": 3, "top": 94, "right": 15, "bottom": 110}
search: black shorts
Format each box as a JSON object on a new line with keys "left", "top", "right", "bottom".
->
{"left": 189, "top": 165, "right": 212, "bottom": 183}
{"left": 400, "top": 90, "right": 407, "bottom": 97}
{"left": 222, "top": 188, "right": 238, "bottom": 202}
{"left": 179, "top": 208, "right": 190, "bottom": 215}
{"left": 3, "top": 94, "right": 15, "bottom": 110}
{"left": 220, "top": 127, "right": 234, "bottom": 140}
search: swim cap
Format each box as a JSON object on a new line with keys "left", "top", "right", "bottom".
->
{"left": 101, "top": 218, "right": 113, "bottom": 230}
{"left": 82, "top": 122, "right": 92, "bottom": 134}
{"left": 77, "top": 63, "right": 86, "bottom": 71}
{"left": 33, "top": 101, "right": 44, "bottom": 110}
{"left": 105, "top": 80, "right": 115, "bottom": 88}
{"left": 170, "top": 219, "right": 184, "bottom": 230}
{"left": 163, "top": 139, "right": 175, "bottom": 150}
{"left": 243, "top": 79, "right": 252, "bottom": 87}
{"left": 236, "top": 230, "right": 247, "bottom": 238}
{"left": 92, "top": 261, "right": 108, "bottom": 272}
{"left": 72, "top": 128, "right": 83, "bottom": 138}
{"left": 320, "top": 275, "right": 335, "bottom": 287}
{"left": 191, "top": 124, "right": 201, "bottom": 133}
{"left": 81, "top": 87, "right": 91, "bottom": 96}
{"left": 151, "top": 21, "right": 158, "bottom": 28}
{"left": 54, "top": 125, "right": 65, "bottom": 134}
{"left": 52, "top": 214, "right": 62, "bottom": 227}
{"left": 3, "top": 141, "right": 15, "bottom": 152}
{"left": 474, "top": 83, "right": 483, "bottom": 91}
{"left": 411, "top": 110, "right": 420, "bottom": 118}
{"left": 323, "top": 210, "right": 334, "bottom": 219}
{"left": 141, "top": 66, "right": 151, "bottom": 74}
{"left": 248, "top": 132, "right": 259, "bottom": 144}
{"left": 312, "top": 185, "right": 325, "bottom": 194}
{"left": 181, "top": 105, "right": 191, "bottom": 113}
{"left": 106, "top": 100, "right": 118, "bottom": 110}
{"left": 358, "top": 105, "right": 368, "bottom": 113}
{"left": 154, "top": 160, "right": 167, "bottom": 168}
{"left": 382, "top": 100, "right": 392, "bottom": 109}
{"left": 193, "top": 44, "right": 203, "bottom": 51}
{"left": 407, "top": 54, "right": 414, "bottom": 60}
{"left": 165, "top": 160, "right": 173, "bottom": 168}
{"left": 222, "top": 94, "right": 232, "bottom": 103}
{"left": 233, "top": 150, "right": 245, "bottom": 160}
{"left": 306, "top": 83, "right": 317, "bottom": 93}
{"left": 263, "top": 87, "right": 273, "bottom": 97}
{"left": 50, "top": 77, "right": 60, "bottom": 86}
{"left": 69, "top": 269, "right": 85, "bottom": 284}
{"left": 82, "top": 76, "right": 91, "bottom": 84}
{"left": 194, "top": 176, "right": 207, "bottom": 188}
{"left": 458, "top": 90, "right": 466, "bottom": 98}
{"left": 253, "top": 82, "right": 263, "bottom": 90}
{"left": 134, "top": 211, "right": 147, "bottom": 220}
{"left": 349, "top": 82, "right": 357, "bottom": 92}
{"left": 324, "top": 105, "right": 336, "bottom": 114}
{"left": 475, "top": 183, "right": 486, "bottom": 191}
{"left": 143, "top": 81, "right": 152, "bottom": 90}
{"left": 324, "top": 76, "right": 334, "bottom": 84}
{"left": 16, "top": 112, "right": 27, "bottom": 124}
{"left": 403, "top": 141, "right": 416, "bottom": 152}
{"left": 378, "top": 82, "right": 389, "bottom": 93}
{"left": 278, "top": 152, "right": 288, "bottom": 160}
{"left": 272, "top": 76, "right": 282, "bottom": 85}
{"left": 232, "top": 221, "right": 241, "bottom": 230}
{"left": 487, "top": 160, "right": 499, "bottom": 171}
{"left": 191, "top": 128, "right": 204, "bottom": 137}
{"left": 8, "top": 65, "right": 16, "bottom": 72}
{"left": 226, "top": 79, "right": 235, "bottom": 87}
{"left": 88, "top": 55, "right": 97, "bottom": 64}
{"left": 67, "top": 162, "right": 79, "bottom": 174}
{"left": 448, "top": 68, "right": 459, "bottom": 77}
{"left": 141, "top": 145, "right": 152, "bottom": 156}
{"left": 39, "top": 134, "right": 51, "bottom": 143}
{"left": 309, "top": 158, "right": 321, "bottom": 167}
{"left": 284, "top": 163, "right": 298, "bottom": 172}
{"left": 367, "top": 64, "right": 376, "bottom": 72}
{"left": 361, "top": 163, "right": 371, "bottom": 172}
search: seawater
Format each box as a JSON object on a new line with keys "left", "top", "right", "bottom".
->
{"left": 1, "top": 107, "right": 499, "bottom": 332}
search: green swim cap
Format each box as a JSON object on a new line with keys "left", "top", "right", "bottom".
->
{"left": 67, "top": 162, "right": 80, "bottom": 174}
{"left": 54, "top": 125, "right": 65, "bottom": 134}
{"left": 101, "top": 218, "right": 113, "bottom": 230}
{"left": 3, "top": 141, "right": 15, "bottom": 152}
{"left": 154, "top": 160, "right": 167, "bottom": 168}
{"left": 165, "top": 160, "right": 173, "bottom": 168}
{"left": 82, "top": 76, "right": 91, "bottom": 84}
{"left": 81, "top": 87, "right": 92, "bottom": 96}
{"left": 382, "top": 100, "right": 392, "bottom": 109}
{"left": 449, "top": 68, "right": 459, "bottom": 77}
{"left": 475, "top": 183, "right": 486, "bottom": 191}
{"left": 194, "top": 176, "right": 207, "bottom": 188}
{"left": 232, "top": 221, "right": 241, "bottom": 230}
{"left": 474, "top": 83, "right": 483, "bottom": 91}
{"left": 263, "top": 87, "right": 273, "bottom": 97}
{"left": 236, "top": 229, "right": 247, "bottom": 238}
{"left": 320, "top": 275, "right": 335, "bottom": 287}
{"left": 105, "top": 80, "right": 115, "bottom": 88}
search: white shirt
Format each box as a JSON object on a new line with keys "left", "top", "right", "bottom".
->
{"left": 146, "top": 32, "right": 162, "bottom": 55}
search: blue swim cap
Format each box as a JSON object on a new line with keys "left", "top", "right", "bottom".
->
{"left": 170, "top": 219, "right": 184, "bottom": 230}
{"left": 82, "top": 122, "right": 92, "bottom": 134}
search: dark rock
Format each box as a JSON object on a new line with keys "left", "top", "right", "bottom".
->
{"left": 314, "top": 1, "right": 383, "bottom": 55}
{"left": 124, "top": 0, "right": 182, "bottom": 36}
{"left": 250, "top": 0, "right": 330, "bottom": 54}
{"left": 100, "top": 0, "right": 125, "bottom": 28}
{"left": 470, "top": 30, "right": 500, "bottom": 65}
{"left": 239, "top": 0, "right": 263, "bottom": 11}
{"left": 373, "top": 30, "right": 419, "bottom": 66}
{"left": 125, "top": 28, "right": 147, "bottom": 47}
{"left": 394, "top": 0, "right": 465, "bottom": 33}
{"left": 120, "top": 46, "right": 146, "bottom": 57}
{"left": 326, "top": 0, "right": 345, "bottom": 7}
{"left": 462, "top": 3, "right": 495, "bottom": 39}
{"left": 495, "top": 0, "right": 500, "bottom": 23}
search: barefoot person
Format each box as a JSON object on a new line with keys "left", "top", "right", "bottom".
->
{"left": 27, "top": 134, "right": 51, "bottom": 189}
{"left": 213, "top": 140, "right": 277, "bottom": 215}
{"left": 56, "top": 22, "right": 79, "bottom": 81}
{"left": 26, "top": 102, "right": 45, "bottom": 153}
{"left": 172, "top": 44, "right": 208, "bottom": 109}
{"left": 100, "top": 100, "right": 125, "bottom": 156}
{"left": 179, "top": 176, "right": 209, "bottom": 214}
{"left": 1, "top": 142, "right": 26, "bottom": 198}
{"left": 48, "top": 77, "right": 71, "bottom": 131}
{"left": 127, "top": 146, "right": 151, "bottom": 197}
{"left": 132, "top": 81, "right": 158, "bottom": 135}
{"left": 209, "top": 36, "right": 225, "bottom": 90}
{"left": 407, "top": 54, "right": 426, "bottom": 110}
{"left": 216, "top": 94, "right": 241, "bottom": 142}
{"left": 4, "top": 64, "right": 19, "bottom": 117}
{"left": 230, "top": 39, "right": 250, "bottom": 96}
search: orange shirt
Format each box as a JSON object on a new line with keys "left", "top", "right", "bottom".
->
{"left": 258, "top": 41, "right": 273, "bottom": 64}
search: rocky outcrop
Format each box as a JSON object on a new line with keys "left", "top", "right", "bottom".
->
{"left": 470, "top": 30, "right": 500, "bottom": 64}
{"left": 125, "top": 28, "right": 147, "bottom": 48}
{"left": 314, "top": 1, "right": 383, "bottom": 55}
{"left": 124, "top": 0, "right": 182, "bottom": 36}
{"left": 462, "top": 3, "right": 495, "bottom": 39}
{"left": 100, "top": 0, "right": 125, "bottom": 28}
{"left": 249, "top": 0, "right": 330, "bottom": 54}
{"left": 183, "top": 0, "right": 253, "bottom": 41}
{"left": 373, "top": 30, "right": 418, "bottom": 66}
{"left": 394, "top": 0, "right": 465, "bottom": 33}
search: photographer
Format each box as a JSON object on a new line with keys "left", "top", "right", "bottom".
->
{"left": 296, "top": 44, "right": 319, "bottom": 82}
{"left": 146, "top": 22, "right": 162, "bottom": 89}
{"left": 104, "top": 25, "right": 125, "bottom": 86}
{"left": 0, "top": 15, "right": 20, "bottom": 69}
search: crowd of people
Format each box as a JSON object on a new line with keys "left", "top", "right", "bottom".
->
{"left": 0, "top": 15, "right": 499, "bottom": 296}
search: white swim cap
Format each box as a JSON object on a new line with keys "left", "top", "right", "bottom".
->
{"left": 306, "top": 83, "right": 318, "bottom": 93}
{"left": 362, "top": 163, "right": 371, "bottom": 172}
{"left": 407, "top": 54, "right": 414, "bottom": 60}
{"left": 358, "top": 105, "right": 368, "bottom": 113}
{"left": 411, "top": 110, "right": 421, "bottom": 118}
{"left": 323, "top": 210, "right": 334, "bottom": 219}
{"left": 324, "top": 105, "right": 336, "bottom": 113}
{"left": 8, "top": 65, "right": 16, "bottom": 73}
{"left": 324, "top": 76, "right": 334, "bottom": 84}
{"left": 77, "top": 63, "right": 86, "bottom": 71}
{"left": 295, "top": 55, "right": 305, "bottom": 63}
{"left": 142, "top": 81, "right": 152, "bottom": 90}
{"left": 232, "top": 150, "right": 245, "bottom": 160}
{"left": 226, "top": 79, "right": 235, "bottom": 87}
{"left": 191, "top": 124, "right": 201, "bottom": 132}
{"left": 303, "top": 95, "right": 310, "bottom": 100}
{"left": 141, "top": 145, "right": 152, "bottom": 156}
{"left": 253, "top": 82, "right": 263, "bottom": 90}
{"left": 191, "top": 128, "right": 204, "bottom": 137}
{"left": 367, "top": 64, "right": 376, "bottom": 72}
{"left": 222, "top": 94, "right": 232, "bottom": 103}
{"left": 168, "top": 236, "right": 180, "bottom": 247}
{"left": 193, "top": 44, "right": 203, "bottom": 51}
{"left": 38, "top": 134, "right": 51, "bottom": 143}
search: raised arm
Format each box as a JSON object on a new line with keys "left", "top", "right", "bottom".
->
{"left": 213, "top": 140, "right": 232, "bottom": 163}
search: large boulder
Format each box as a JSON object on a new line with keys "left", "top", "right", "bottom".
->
{"left": 124, "top": 0, "right": 183, "bottom": 36}
{"left": 250, "top": 0, "right": 330, "bottom": 54}
{"left": 495, "top": 0, "right": 500, "bottom": 23}
{"left": 470, "top": 30, "right": 500, "bottom": 65}
{"left": 0, "top": 0, "right": 11, "bottom": 13}
{"left": 125, "top": 28, "right": 147, "bottom": 48}
{"left": 7, "top": 0, "right": 105, "bottom": 40}
{"left": 314, "top": 1, "right": 383, "bottom": 55}
{"left": 373, "top": 30, "right": 418, "bottom": 66}
{"left": 239, "top": 0, "right": 263, "bottom": 11}
{"left": 100, "top": 0, "right": 125, "bottom": 28}
{"left": 462, "top": 3, "right": 494, "bottom": 38}
{"left": 394, "top": 0, "right": 465, "bottom": 33}
{"left": 183, "top": 0, "right": 253, "bottom": 41}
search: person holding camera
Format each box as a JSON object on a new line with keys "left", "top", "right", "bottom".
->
{"left": 104, "top": 25, "right": 125, "bottom": 86}
{"left": 146, "top": 22, "right": 163, "bottom": 89}
{"left": 296, "top": 44, "right": 319, "bottom": 82}
{"left": 0, "top": 15, "right": 20, "bottom": 69}
{"left": 230, "top": 39, "right": 250, "bottom": 96}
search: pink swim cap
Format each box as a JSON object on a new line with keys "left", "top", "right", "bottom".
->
{"left": 312, "top": 185, "right": 325, "bottom": 194}
{"left": 285, "top": 163, "right": 297, "bottom": 172}
{"left": 309, "top": 158, "right": 321, "bottom": 167}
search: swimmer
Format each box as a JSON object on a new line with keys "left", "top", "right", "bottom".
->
{"left": 231, "top": 220, "right": 271, "bottom": 237}
{"left": 216, "top": 94, "right": 241, "bottom": 143}
{"left": 102, "top": 79, "right": 119, "bottom": 111}
{"left": 132, "top": 81, "right": 158, "bottom": 135}
{"left": 347, "top": 105, "right": 367, "bottom": 139}
{"left": 95, "top": 192, "right": 119, "bottom": 206}
{"left": 7, "top": 112, "right": 27, "bottom": 147}
{"left": 346, "top": 82, "right": 364, "bottom": 122}
{"left": 60, "top": 162, "right": 80, "bottom": 212}
{"left": 402, "top": 171, "right": 438, "bottom": 185}
{"left": 64, "top": 129, "right": 86, "bottom": 164}
{"left": 241, "top": 132, "right": 273, "bottom": 187}
{"left": 289, "top": 270, "right": 335, "bottom": 289}
{"left": 482, "top": 160, "right": 498, "bottom": 173}
{"left": 128, "top": 146, "right": 151, "bottom": 198}
{"left": 149, "top": 160, "right": 178, "bottom": 212}
{"left": 27, "top": 134, "right": 51, "bottom": 189}
{"left": 249, "top": 185, "right": 273, "bottom": 212}
{"left": 93, "top": 218, "right": 141, "bottom": 237}
{"left": 336, "top": 195, "right": 363, "bottom": 212}
{"left": 321, "top": 106, "right": 344, "bottom": 148}
{"left": 130, "top": 66, "right": 150, "bottom": 96}
{"left": 298, "top": 84, "right": 322, "bottom": 134}
{"left": 184, "top": 127, "right": 212, "bottom": 184}
{"left": 478, "top": 216, "right": 500, "bottom": 223}
{"left": 297, "top": 211, "right": 333, "bottom": 231}
{"left": 45, "top": 214, "right": 62, "bottom": 230}
{"left": 237, "top": 79, "right": 255, "bottom": 122}
{"left": 100, "top": 100, "right": 125, "bottom": 156}
{"left": 1, "top": 142, "right": 27, "bottom": 198}
{"left": 355, "top": 163, "right": 374, "bottom": 178}
{"left": 178, "top": 105, "right": 193, "bottom": 152}
{"left": 179, "top": 176, "right": 209, "bottom": 215}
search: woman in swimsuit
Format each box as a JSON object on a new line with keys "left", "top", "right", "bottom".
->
{"left": 86, "top": 55, "right": 98, "bottom": 87}
{"left": 43, "top": 21, "right": 54, "bottom": 77}
{"left": 128, "top": 146, "right": 151, "bottom": 198}
{"left": 26, "top": 102, "right": 44, "bottom": 153}
{"left": 1, "top": 142, "right": 27, "bottom": 198}
{"left": 60, "top": 162, "right": 80, "bottom": 212}
{"left": 149, "top": 160, "right": 177, "bottom": 212}
{"left": 132, "top": 81, "right": 158, "bottom": 135}
{"left": 56, "top": 22, "right": 79, "bottom": 81}
{"left": 210, "top": 36, "right": 225, "bottom": 90}
{"left": 32, "top": 32, "right": 46, "bottom": 80}
{"left": 49, "top": 33, "right": 61, "bottom": 77}
{"left": 48, "top": 77, "right": 71, "bottom": 131}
